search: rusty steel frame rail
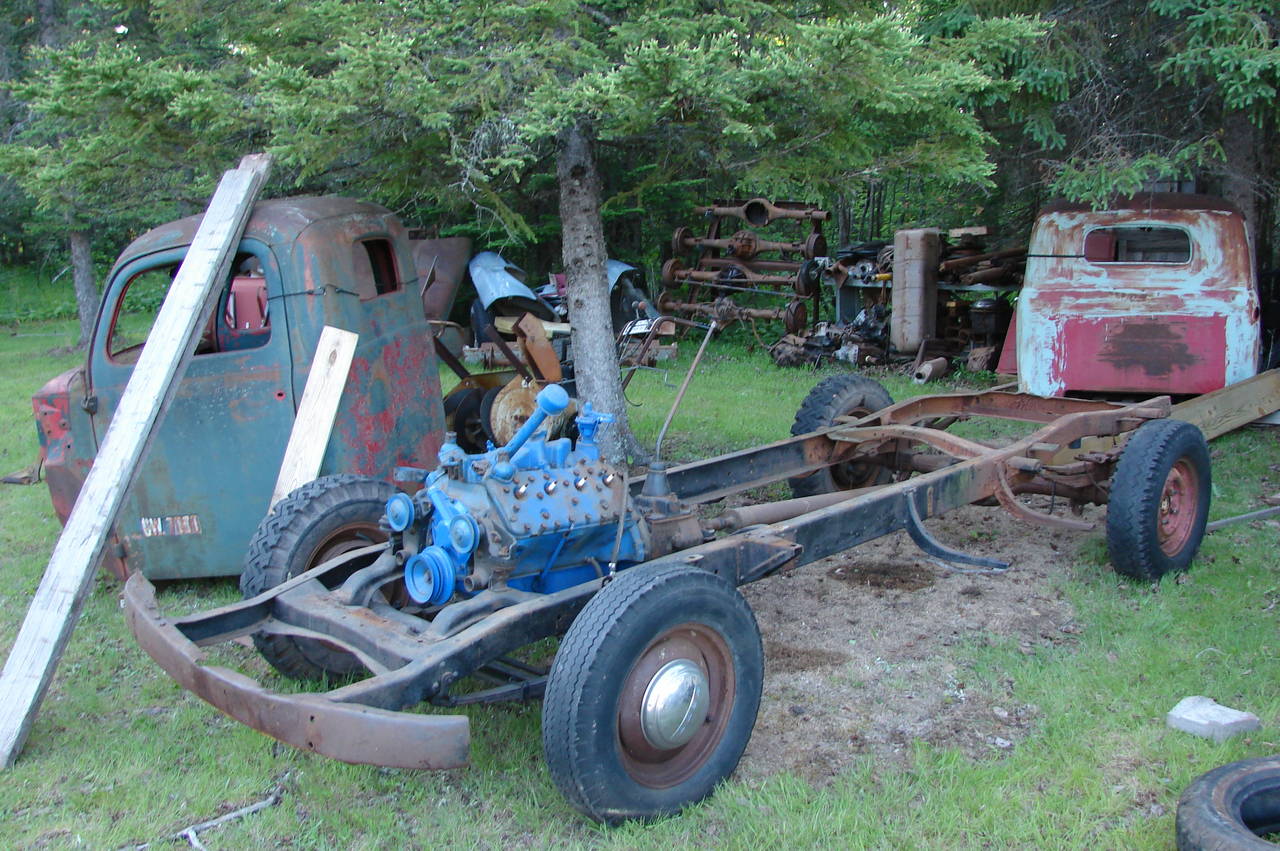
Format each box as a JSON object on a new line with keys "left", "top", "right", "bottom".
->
{"left": 123, "top": 388, "right": 1172, "bottom": 771}
{"left": 123, "top": 546, "right": 605, "bottom": 768}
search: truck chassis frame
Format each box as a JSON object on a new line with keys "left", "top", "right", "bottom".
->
{"left": 122, "top": 383, "right": 1207, "bottom": 770}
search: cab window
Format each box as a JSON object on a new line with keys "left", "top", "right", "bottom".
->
{"left": 107, "top": 254, "right": 271, "bottom": 363}
{"left": 353, "top": 238, "right": 401, "bottom": 298}
{"left": 1084, "top": 226, "right": 1191, "bottom": 264}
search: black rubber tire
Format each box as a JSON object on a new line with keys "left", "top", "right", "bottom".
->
{"left": 240, "top": 474, "right": 395, "bottom": 679}
{"left": 450, "top": 387, "right": 488, "bottom": 453}
{"left": 788, "top": 373, "right": 894, "bottom": 497}
{"left": 1107, "top": 418, "right": 1211, "bottom": 581}
{"left": 1176, "top": 755, "right": 1280, "bottom": 849}
{"left": 610, "top": 280, "right": 651, "bottom": 333}
{"left": 541, "top": 564, "right": 763, "bottom": 824}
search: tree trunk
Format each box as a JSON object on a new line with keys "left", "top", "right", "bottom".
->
{"left": 37, "top": 0, "right": 59, "bottom": 48}
{"left": 1220, "top": 109, "right": 1262, "bottom": 254}
{"left": 68, "top": 230, "right": 98, "bottom": 348}
{"left": 556, "top": 121, "right": 643, "bottom": 465}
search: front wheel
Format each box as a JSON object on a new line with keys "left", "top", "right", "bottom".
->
{"left": 1176, "top": 755, "right": 1280, "bottom": 849}
{"left": 240, "top": 474, "right": 395, "bottom": 679}
{"left": 1106, "top": 418, "right": 1211, "bottom": 581}
{"left": 541, "top": 564, "right": 763, "bottom": 823}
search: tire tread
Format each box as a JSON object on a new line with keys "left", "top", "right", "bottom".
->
{"left": 789, "top": 373, "right": 894, "bottom": 497}
{"left": 1107, "top": 419, "right": 1210, "bottom": 581}
{"left": 240, "top": 474, "right": 394, "bottom": 679}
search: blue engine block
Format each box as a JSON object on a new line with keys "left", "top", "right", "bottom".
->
{"left": 392, "top": 384, "right": 647, "bottom": 603}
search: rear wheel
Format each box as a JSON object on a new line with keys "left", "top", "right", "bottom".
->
{"left": 241, "top": 474, "right": 394, "bottom": 679}
{"left": 1107, "top": 418, "right": 1211, "bottom": 581}
{"left": 541, "top": 564, "right": 763, "bottom": 823}
{"left": 1176, "top": 755, "right": 1280, "bottom": 849}
{"left": 789, "top": 373, "right": 894, "bottom": 497}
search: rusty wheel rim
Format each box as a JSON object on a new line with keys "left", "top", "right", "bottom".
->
{"left": 298, "top": 520, "right": 400, "bottom": 665}
{"left": 307, "top": 520, "right": 387, "bottom": 570}
{"left": 616, "top": 623, "right": 734, "bottom": 789}
{"left": 1158, "top": 459, "right": 1199, "bottom": 557}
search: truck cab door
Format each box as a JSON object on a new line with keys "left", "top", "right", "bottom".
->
{"left": 87, "top": 242, "right": 296, "bottom": 579}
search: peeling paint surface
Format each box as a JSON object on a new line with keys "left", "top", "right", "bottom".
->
{"left": 1018, "top": 196, "right": 1261, "bottom": 396}
{"left": 35, "top": 197, "right": 447, "bottom": 579}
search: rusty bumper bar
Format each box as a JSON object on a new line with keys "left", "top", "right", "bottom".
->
{"left": 122, "top": 573, "right": 470, "bottom": 770}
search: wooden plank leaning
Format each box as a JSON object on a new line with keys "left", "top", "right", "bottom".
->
{"left": 0, "top": 153, "right": 273, "bottom": 768}
{"left": 269, "top": 325, "right": 359, "bottom": 508}
{"left": 1171, "top": 368, "right": 1280, "bottom": 441}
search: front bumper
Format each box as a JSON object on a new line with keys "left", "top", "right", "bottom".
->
{"left": 122, "top": 573, "right": 471, "bottom": 769}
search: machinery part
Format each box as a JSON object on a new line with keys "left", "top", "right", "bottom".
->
{"left": 695, "top": 198, "right": 829, "bottom": 226}
{"left": 541, "top": 564, "right": 763, "bottom": 823}
{"left": 660, "top": 258, "right": 684, "bottom": 287}
{"left": 727, "top": 229, "right": 758, "bottom": 259}
{"left": 672, "top": 228, "right": 823, "bottom": 262}
{"left": 905, "top": 491, "right": 1010, "bottom": 573}
{"left": 478, "top": 386, "right": 501, "bottom": 444}
{"left": 513, "top": 313, "right": 562, "bottom": 383}
{"left": 413, "top": 236, "right": 474, "bottom": 320}
{"left": 123, "top": 573, "right": 472, "bottom": 769}
{"left": 610, "top": 277, "right": 653, "bottom": 333}
{"left": 789, "top": 373, "right": 894, "bottom": 497}
{"left": 802, "top": 231, "right": 826, "bottom": 260}
{"left": 783, "top": 300, "right": 808, "bottom": 335}
{"left": 240, "top": 474, "right": 395, "bottom": 679}
{"left": 913, "top": 356, "right": 951, "bottom": 384}
{"left": 468, "top": 299, "right": 493, "bottom": 348}
{"left": 1176, "top": 755, "right": 1280, "bottom": 849}
{"left": 468, "top": 251, "right": 557, "bottom": 322}
{"left": 891, "top": 228, "right": 941, "bottom": 353}
{"left": 655, "top": 321, "right": 718, "bottom": 462}
{"left": 671, "top": 226, "right": 693, "bottom": 258}
{"left": 490, "top": 379, "right": 541, "bottom": 446}
{"left": 1107, "top": 418, "right": 1211, "bottom": 581}
{"left": 657, "top": 292, "right": 792, "bottom": 326}
{"left": 447, "top": 386, "right": 489, "bottom": 453}
{"left": 795, "top": 258, "right": 823, "bottom": 298}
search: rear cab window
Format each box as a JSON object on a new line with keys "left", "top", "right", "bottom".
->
{"left": 352, "top": 238, "right": 402, "bottom": 299}
{"left": 1083, "top": 226, "right": 1192, "bottom": 264}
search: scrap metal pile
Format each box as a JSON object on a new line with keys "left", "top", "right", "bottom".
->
{"left": 657, "top": 198, "right": 829, "bottom": 339}
{"left": 768, "top": 227, "right": 1027, "bottom": 373}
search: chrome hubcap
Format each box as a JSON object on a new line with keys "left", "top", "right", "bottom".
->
{"left": 640, "top": 659, "right": 710, "bottom": 750}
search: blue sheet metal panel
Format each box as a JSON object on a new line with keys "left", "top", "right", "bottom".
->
{"left": 283, "top": 204, "right": 446, "bottom": 480}
{"left": 468, "top": 251, "right": 539, "bottom": 307}
{"left": 45, "top": 197, "right": 447, "bottom": 579}
{"left": 88, "top": 241, "right": 297, "bottom": 579}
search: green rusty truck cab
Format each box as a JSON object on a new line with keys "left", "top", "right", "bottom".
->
{"left": 32, "top": 196, "right": 447, "bottom": 579}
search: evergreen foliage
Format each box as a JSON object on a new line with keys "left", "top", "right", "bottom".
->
{"left": 0, "top": 1, "right": 1276, "bottom": 318}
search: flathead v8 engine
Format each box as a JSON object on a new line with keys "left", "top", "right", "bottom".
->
{"left": 386, "top": 384, "right": 703, "bottom": 605}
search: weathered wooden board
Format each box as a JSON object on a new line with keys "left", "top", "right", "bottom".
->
{"left": 1172, "top": 368, "right": 1280, "bottom": 440}
{"left": 269, "top": 325, "right": 359, "bottom": 508}
{"left": 0, "top": 153, "right": 273, "bottom": 768}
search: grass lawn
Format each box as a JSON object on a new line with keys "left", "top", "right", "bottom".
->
{"left": 0, "top": 299, "right": 1278, "bottom": 848}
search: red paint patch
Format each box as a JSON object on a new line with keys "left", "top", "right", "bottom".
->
{"left": 1058, "top": 315, "right": 1226, "bottom": 394}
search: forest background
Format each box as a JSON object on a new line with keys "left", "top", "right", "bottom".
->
{"left": 0, "top": 0, "right": 1276, "bottom": 344}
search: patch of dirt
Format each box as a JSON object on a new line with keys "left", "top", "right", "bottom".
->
{"left": 735, "top": 501, "right": 1093, "bottom": 785}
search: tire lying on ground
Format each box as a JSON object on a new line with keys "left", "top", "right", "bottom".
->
{"left": 1106, "top": 418, "right": 1211, "bottom": 581}
{"left": 789, "top": 373, "right": 894, "bottom": 497}
{"left": 1176, "top": 755, "right": 1280, "bottom": 849}
{"left": 240, "top": 474, "right": 395, "bottom": 679}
